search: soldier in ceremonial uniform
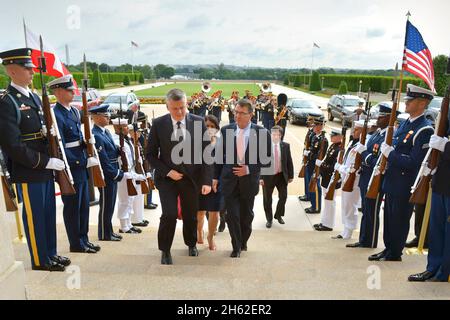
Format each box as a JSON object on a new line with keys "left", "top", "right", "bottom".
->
{"left": 298, "top": 117, "right": 315, "bottom": 202}
{"left": 49, "top": 75, "right": 100, "bottom": 253}
{"left": 305, "top": 116, "right": 328, "bottom": 214}
{"left": 0, "top": 48, "right": 70, "bottom": 271}
{"left": 313, "top": 128, "right": 342, "bottom": 231}
{"left": 91, "top": 104, "right": 132, "bottom": 241}
{"left": 369, "top": 84, "right": 434, "bottom": 261}
{"left": 409, "top": 116, "right": 450, "bottom": 282}
{"left": 346, "top": 104, "right": 394, "bottom": 248}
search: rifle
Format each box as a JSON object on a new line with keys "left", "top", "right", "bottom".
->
{"left": 0, "top": 149, "right": 18, "bottom": 212}
{"left": 308, "top": 131, "right": 327, "bottom": 193}
{"left": 366, "top": 63, "right": 400, "bottom": 199}
{"left": 325, "top": 127, "right": 348, "bottom": 200}
{"left": 82, "top": 54, "right": 105, "bottom": 188}
{"left": 342, "top": 90, "right": 372, "bottom": 192}
{"left": 298, "top": 128, "right": 312, "bottom": 178}
{"left": 409, "top": 57, "right": 450, "bottom": 205}
{"left": 38, "top": 36, "right": 75, "bottom": 195}
{"left": 131, "top": 112, "right": 150, "bottom": 194}
{"left": 118, "top": 99, "right": 138, "bottom": 196}
{"left": 140, "top": 115, "right": 155, "bottom": 190}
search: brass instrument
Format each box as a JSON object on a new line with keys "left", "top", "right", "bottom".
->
{"left": 275, "top": 93, "right": 288, "bottom": 125}
{"left": 207, "top": 90, "right": 222, "bottom": 111}
{"left": 202, "top": 82, "right": 211, "bottom": 93}
{"left": 261, "top": 82, "right": 271, "bottom": 93}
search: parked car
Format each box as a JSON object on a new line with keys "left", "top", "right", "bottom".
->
{"left": 327, "top": 95, "right": 366, "bottom": 126}
{"left": 70, "top": 88, "right": 102, "bottom": 110}
{"left": 369, "top": 101, "right": 406, "bottom": 119}
{"left": 103, "top": 92, "right": 140, "bottom": 114}
{"left": 424, "top": 96, "right": 443, "bottom": 127}
{"left": 287, "top": 99, "right": 323, "bottom": 125}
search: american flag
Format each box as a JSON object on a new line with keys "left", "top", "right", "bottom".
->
{"left": 403, "top": 21, "right": 435, "bottom": 92}
{"left": 131, "top": 41, "right": 139, "bottom": 47}
{"left": 313, "top": 42, "right": 320, "bottom": 49}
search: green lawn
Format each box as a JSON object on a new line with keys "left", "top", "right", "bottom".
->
{"left": 134, "top": 82, "right": 261, "bottom": 97}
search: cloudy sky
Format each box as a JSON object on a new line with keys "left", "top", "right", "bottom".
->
{"left": 1, "top": 0, "right": 449, "bottom": 69}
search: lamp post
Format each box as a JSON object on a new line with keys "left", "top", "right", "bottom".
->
{"left": 358, "top": 80, "right": 363, "bottom": 97}
{"left": 321, "top": 77, "right": 325, "bottom": 91}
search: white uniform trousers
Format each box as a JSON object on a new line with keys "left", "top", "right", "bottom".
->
{"left": 131, "top": 184, "right": 145, "bottom": 224}
{"left": 340, "top": 186, "right": 360, "bottom": 239}
{"left": 320, "top": 187, "right": 336, "bottom": 229}
{"left": 117, "top": 178, "right": 136, "bottom": 231}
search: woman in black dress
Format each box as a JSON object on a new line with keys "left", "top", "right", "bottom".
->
{"left": 197, "top": 115, "right": 222, "bottom": 250}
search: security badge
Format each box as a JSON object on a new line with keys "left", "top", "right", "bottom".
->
{"left": 403, "top": 131, "right": 414, "bottom": 144}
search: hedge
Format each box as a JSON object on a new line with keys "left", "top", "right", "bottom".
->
{"left": 288, "top": 74, "right": 423, "bottom": 93}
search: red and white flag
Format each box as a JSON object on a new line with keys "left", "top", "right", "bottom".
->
{"left": 25, "top": 24, "right": 80, "bottom": 94}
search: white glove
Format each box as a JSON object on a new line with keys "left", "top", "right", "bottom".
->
{"left": 303, "top": 150, "right": 310, "bottom": 157}
{"left": 315, "top": 159, "right": 323, "bottom": 167}
{"left": 334, "top": 163, "right": 341, "bottom": 171}
{"left": 146, "top": 172, "right": 152, "bottom": 178}
{"left": 88, "top": 137, "right": 96, "bottom": 144}
{"left": 381, "top": 142, "right": 394, "bottom": 158}
{"left": 46, "top": 158, "right": 65, "bottom": 171}
{"left": 422, "top": 166, "right": 432, "bottom": 177}
{"left": 86, "top": 157, "right": 100, "bottom": 168}
{"left": 123, "top": 172, "right": 134, "bottom": 180}
{"left": 354, "top": 143, "right": 367, "bottom": 154}
{"left": 338, "top": 166, "right": 348, "bottom": 176}
{"left": 429, "top": 135, "right": 449, "bottom": 152}
{"left": 137, "top": 174, "right": 147, "bottom": 181}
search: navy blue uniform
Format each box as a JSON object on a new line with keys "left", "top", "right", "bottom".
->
{"left": 53, "top": 103, "right": 91, "bottom": 251}
{"left": 302, "top": 129, "right": 314, "bottom": 201}
{"left": 427, "top": 118, "right": 450, "bottom": 281}
{"left": 307, "top": 133, "right": 328, "bottom": 211}
{"left": 92, "top": 124, "right": 124, "bottom": 240}
{"left": 382, "top": 115, "right": 434, "bottom": 259}
{"left": 358, "top": 129, "right": 386, "bottom": 248}
{"left": 0, "top": 85, "right": 56, "bottom": 268}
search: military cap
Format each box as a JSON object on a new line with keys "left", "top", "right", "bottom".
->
{"left": 47, "top": 75, "right": 76, "bottom": 90}
{"left": 89, "top": 104, "right": 111, "bottom": 115}
{"left": 0, "top": 48, "right": 35, "bottom": 68}
{"left": 378, "top": 103, "right": 400, "bottom": 117}
{"left": 404, "top": 84, "right": 435, "bottom": 101}
{"left": 330, "top": 127, "right": 342, "bottom": 136}
{"left": 312, "top": 115, "right": 326, "bottom": 125}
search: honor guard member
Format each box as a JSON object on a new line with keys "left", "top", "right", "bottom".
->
{"left": 299, "top": 117, "right": 315, "bottom": 202}
{"left": 0, "top": 48, "right": 70, "bottom": 271}
{"left": 369, "top": 84, "right": 434, "bottom": 262}
{"left": 49, "top": 75, "right": 101, "bottom": 254}
{"left": 347, "top": 103, "right": 396, "bottom": 248}
{"left": 305, "top": 116, "right": 328, "bottom": 214}
{"left": 409, "top": 115, "right": 450, "bottom": 282}
{"left": 197, "top": 86, "right": 210, "bottom": 118}
{"left": 90, "top": 104, "right": 131, "bottom": 241}
{"left": 334, "top": 120, "right": 364, "bottom": 239}
{"left": 313, "top": 128, "right": 342, "bottom": 231}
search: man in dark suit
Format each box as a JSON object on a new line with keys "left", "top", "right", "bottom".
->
{"left": 261, "top": 125, "right": 294, "bottom": 228}
{"left": 215, "top": 99, "right": 272, "bottom": 258}
{"left": 148, "top": 89, "right": 213, "bottom": 265}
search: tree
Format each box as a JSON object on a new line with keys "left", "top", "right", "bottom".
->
{"left": 91, "top": 68, "right": 104, "bottom": 89}
{"left": 138, "top": 73, "right": 145, "bottom": 84}
{"left": 293, "top": 75, "right": 302, "bottom": 87}
{"left": 309, "top": 71, "right": 322, "bottom": 91}
{"left": 99, "top": 63, "right": 109, "bottom": 73}
{"left": 154, "top": 64, "right": 175, "bottom": 79}
{"left": 123, "top": 75, "right": 130, "bottom": 86}
{"left": 433, "top": 55, "right": 449, "bottom": 96}
{"left": 283, "top": 75, "right": 289, "bottom": 86}
{"left": 338, "top": 81, "right": 348, "bottom": 94}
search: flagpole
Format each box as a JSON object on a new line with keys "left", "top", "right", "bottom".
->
{"left": 131, "top": 42, "right": 134, "bottom": 75}
{"left": 396, "top": 11, "right": 411, "bottom": 106}
{"left": 310, "top": 44, "right": 314, "bottom": 86}
{"left": 23, "top": 17, "right": 28, "bottom": 47}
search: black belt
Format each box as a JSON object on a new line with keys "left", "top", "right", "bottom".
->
{"left": 21, "top": 132, "right": 44, "bottom": 142}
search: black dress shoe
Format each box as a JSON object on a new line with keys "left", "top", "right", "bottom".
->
{"left": 426, "top": 277, "right": 447, "bottom": 282}
{"left": 346, "top": 242, "right": 363, "bottom": 248}
{"left": 315, "top": 225, "right": 333, "bottom": 231}
{"left": 230, "top": 250, "right": 241, "bottom": 258}
{"left": 119, "top": 229, "right": 139, "bottom": 234}
{"left": 132, "top": 221, "right": 149, "bottom": 227}
{"left": 111, "top": 233, "right": 123, "bottom": 239}
{"left": 151, "top": 203, "right": 158, "bottom": 207}
{"left": 32, "top": 261, "right": 65, "bottom": 272}
{"left": 161, "top": 251, "right": 173, "bottom": 265}
{"left": 298, "top": 195, "right": 309, "bottom": 202}
{"left": 368, "top": 250, "right": 387, "bottom": 261}
{"left": 276, "top": 217, "right": 285, "bottom": 225}
{"left": 99, "top": 236, "right": 121, "bottom": 242}
{"left": 188, "top": 246, "right": 199, "bottom": 257}
{"left": 131, "top": 226, "right": 142, "bottom": 233}
{"left": 266, "top": 221, "right": 272, "bottom": 228}
{"left": 241, "top": 244, "right": 247, "bottom": 251}
{"left": 305, "top": 207, "right": 320, "bottom": 214}
{"left": 405, "top": 238, "right": 419, "bottom": 248}
{"left": 145, "top": 204, "right": 157, "bottom": 210}
{"left": 50, "top": 255, "right": 71, "bottom": 266}
{"left": 70, "top": 247, "right": 97, "bottom": 254}
{"left": 379, "top": 256, "right": 402, "bottom": 262}
{"left": 86, "top": 242, "right": 101, "bottom": 252}
{"left": 408, "top": 271, "right": 435, "bottom": 282}
{"left": 332, "top": 235, "right": 343, "bottom": 240}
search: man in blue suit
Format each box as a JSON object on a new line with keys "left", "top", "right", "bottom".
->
{"left": 347, "top": 104, "right": 396, "bottom": 248}
{"left": 215, "top": 99, "right": 272, "bottom": 258}
{"left": 91, "top": 104, "right": 132, "bottom": 241}
{"left": 49, "top": 75, "right": 101, "bottom": 254}
{"left": 370, "top": 84, "right": 435, "bottom": 262}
